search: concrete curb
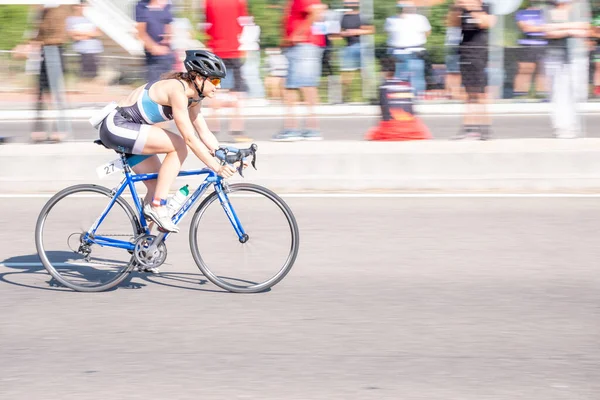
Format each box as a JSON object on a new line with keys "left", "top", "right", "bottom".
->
{"left": 3, "top": 139, "right": 600, "bottom": 193}
{"left": 1, "top": 102, "right": 599, "bottom": 120}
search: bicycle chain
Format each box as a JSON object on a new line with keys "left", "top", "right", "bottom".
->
{"left": 92, "top": 233, "right": 136, "bottom": 237}
{"left": 72, "top": 233, "right": 139, "bottom": 268}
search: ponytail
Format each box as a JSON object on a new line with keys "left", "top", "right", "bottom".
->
{"left": 160, "top": 70, "right": 202, "bottom": 84}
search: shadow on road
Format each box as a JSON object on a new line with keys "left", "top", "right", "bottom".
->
{"left": 0, "top": 253, "right": 265, "bottom": 294}
{"left": 136, "top": 270, "right": 270, "bottom": 293}
{"left": 0, "top": 252, "right": 146, "bottom": 292}
{"left": 1, "top": 253, "right": 72, "bottom": 291}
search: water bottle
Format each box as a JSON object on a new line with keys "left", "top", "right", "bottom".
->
{"left": 167, "top": 184, "right": 190, "bottom": 215}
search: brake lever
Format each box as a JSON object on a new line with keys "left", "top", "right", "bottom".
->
{"left": 215, "top": 144, "right": 258, "bottom": 178}
{"left": 237, "top": 154, "right": 245, "bottom": 177}
{"left": 249, "top": 143, "right": 258, "bottom": 170}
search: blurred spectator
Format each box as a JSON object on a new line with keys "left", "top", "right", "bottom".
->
{"left": 591, "top": 8, "right": 600, "bottom": 97}
{"left": 538, "top": 0, "right": 591, "bottom": 138}
{"left": 239, "top": 16, "right": 264, "bottom": 99}
{"left": 205, "top": 0, "right": 250, "bottom": 142}
{"left": 135, "top": 0, "right": 175, "bottom": 83}
{"left": 445, "top": 10, "right": 463, "bottom": 100}
{"left": 450, "top": 0, "right": 495, "bottom": 140}
{"left": 170, "top": 5, "right": 202, "bottom": 72}
{"left": 67, "top": 0, "right": 104, "bottom": 86}
{"left": 31, "top": 3, "right": 72, "bottom": 143}
{"left": 320, "top": 24, "right": 335, "bottom": 93}
{"left": 365, "top": 56, "right": 431, "bottom": 141}
{"left": 272, "top": 0, "right": 327, "bottom": 141}
{"left": 264, "top": 47, "right": 289, "bottom": 101}
{"left": 513, "top": 0, "right": 547, "bottom": 99}
{"left": 318, "top": 10, "right": 342, "bottom": 104}
{"left": 385, "top": 0, "right": 431, "bottom": 97}
{"left": 338, "top": 0, "right": 375, "bottom": 103}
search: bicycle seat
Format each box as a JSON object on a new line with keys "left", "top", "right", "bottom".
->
{"left": 94, "top": 139, "right": 127, "bottom": 155}
{"left": 94, "top": 139, "right": 109, "bottom": 149}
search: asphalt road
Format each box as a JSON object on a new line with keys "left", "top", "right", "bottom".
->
{"left": 0, "top": 197, "right": 599, "bottom": 399}
{"left": 1, "top": 114, "right": 599, "bottom": 143}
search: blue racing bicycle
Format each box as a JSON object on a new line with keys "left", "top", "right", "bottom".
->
{"left": 35, "top": 141, "right": 300, "bottom": 293}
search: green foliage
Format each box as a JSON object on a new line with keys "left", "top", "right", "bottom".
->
{"left": 248, "top": 0, "right": 286, "bottom": 48}
{"left": 0, "top": 5, "right": 31, "bottom": 50}
{"left": 372, "top": 1, "right": 397, "bottom": 48}
{"left": 425, "top": 1, "right": 451, "bottom": 65}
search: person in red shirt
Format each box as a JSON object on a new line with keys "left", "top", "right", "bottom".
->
{"left": 272, "top": 0, "right": 327, "bottom": 141}
{"left": 205, "top": 0, "right": 250, "bottom": 142}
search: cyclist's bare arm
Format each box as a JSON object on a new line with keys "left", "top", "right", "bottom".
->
{"left": 170, "top": 90, "right": 221, "bottom": 172}
{"left": 188, "top": 103, "right": 219, "bottom": 155}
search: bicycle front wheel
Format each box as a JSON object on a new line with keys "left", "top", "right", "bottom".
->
{"left": 189, "top": 183, "right": 299, "bottom": 293}
{"left": 35, "top": 184, "right": 141, "bottom": 292}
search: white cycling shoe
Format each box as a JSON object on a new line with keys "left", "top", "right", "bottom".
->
{"left": 143, "top": 203, "right": 180, "bottom": 233}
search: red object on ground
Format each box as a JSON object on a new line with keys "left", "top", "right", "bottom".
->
{"left": 365, "top": 114, "right": 432, "bottom": 141}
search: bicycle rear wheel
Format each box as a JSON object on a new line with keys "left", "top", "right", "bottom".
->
{"left": 35, "top": 184, "right": 141, "bottom": 292}
{"left": 189, "top": 183, "right": 299, "bottom": 293}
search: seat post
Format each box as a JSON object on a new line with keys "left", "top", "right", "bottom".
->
{"left": 120, "top": 153, "right": 132, "bottom": 174}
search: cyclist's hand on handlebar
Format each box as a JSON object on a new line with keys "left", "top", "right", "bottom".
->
{"left": 235, "top": 160, "right": 250, "bottom": 170}
{"left": 217, "top": 164, "right": 237, "bottom": 179}
{"left": 214, "top": 144, "right": 257, "bottom": 177}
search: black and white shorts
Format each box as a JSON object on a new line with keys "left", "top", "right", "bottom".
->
{"left": 459, "top": 48, "right": 488, "bottom": 94}
{"left": 98, "top": 109, "right": 150, "bottom": 155}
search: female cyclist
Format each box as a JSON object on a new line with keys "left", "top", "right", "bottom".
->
{"left": 96, "top": 50, "right": 238, "bottom": 233}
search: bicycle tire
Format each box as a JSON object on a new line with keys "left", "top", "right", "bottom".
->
{"left": 189, "top": 183, "right": 299, "bottom": 293}
{"left": 35, "top": 184, "right": 141, "bottom": 292}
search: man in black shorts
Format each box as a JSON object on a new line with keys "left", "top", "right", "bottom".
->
{"left": 450, "top": 0, "right": 496, "bottom": 140}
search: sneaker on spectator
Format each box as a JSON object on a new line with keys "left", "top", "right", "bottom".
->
{"left": 272, "top": 129, "right": 303, "bottom": 142}
{"left": 301, "top": 129, "right": 323, "bottom": 141}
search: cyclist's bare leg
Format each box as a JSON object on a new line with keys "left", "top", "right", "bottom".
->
{"left": 136, "top": 126, "right": 187, "bottom": 232}
{"left": 131, "top": 155, "right": 161, "bottom": 204}
{"left": 140, "top": 126, "right": 188, "bottom": 200}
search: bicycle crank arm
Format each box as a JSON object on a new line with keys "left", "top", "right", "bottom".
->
{"left": 145, "top": 232, "right": 166, "bottom": 255}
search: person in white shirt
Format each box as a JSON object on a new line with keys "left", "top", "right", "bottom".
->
{"left": 264, "top": 47, "right": 288, "bottom": 101}
{"left": 67, "top": 0, "right": 103, "bottom": 82}
{"left": 238, "top": 16, "right": 264, "bottom": 99}
{"left": 384, "top": 0, "right": 431, "bottom": 96}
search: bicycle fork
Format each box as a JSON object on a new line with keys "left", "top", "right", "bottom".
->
{"left": 215, "top": 183, "right": 248, "bottom": 243}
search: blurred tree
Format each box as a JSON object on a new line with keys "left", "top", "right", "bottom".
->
{"left": 424, "top": 0, "right": 450, "bottom": 64}
{"left": 248, "top": 0, "right": 286, "bottom": 48}
{"left": 238, "top": 0, "right": 535, "bottom": 61}
{"left": 0, "top": 5, "right": 31, "bottom": 50}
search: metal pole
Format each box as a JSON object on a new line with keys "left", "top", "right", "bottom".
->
{"left": 488, "top": 11, "right": 504, "bottom": 101}
{"left": 360, "top": 0, "right": 376, "bottom": 101}
{"left": 44, "top": 45, "right": 72, "bottom": 138}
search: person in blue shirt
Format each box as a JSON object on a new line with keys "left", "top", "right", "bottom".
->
{"left": 514, "top": 1, "right": 547, "bottom": 98}
{"left": 135, "top": 0, "right": 175, "bottom": 82}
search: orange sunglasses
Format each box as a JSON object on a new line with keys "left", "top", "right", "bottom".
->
{"left": 207, "top": 77, "right": 221, "bottom": 86}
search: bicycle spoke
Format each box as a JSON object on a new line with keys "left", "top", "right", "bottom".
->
{"left": 36, "top": 185, "right": 138, "bottom": 292}
{"left": 190, "top": 184, "right": 299, "bottom": 293}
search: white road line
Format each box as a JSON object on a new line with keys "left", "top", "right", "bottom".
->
{"left": 2, "top": 193, "right": 600, "bottom": 199}
{"left": 1, "top": 114, "right": 598, "bottom": 123}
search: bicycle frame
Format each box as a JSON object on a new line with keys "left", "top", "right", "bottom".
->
{"left": 84, "top": 156, "right": 247, "bottom": 251}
